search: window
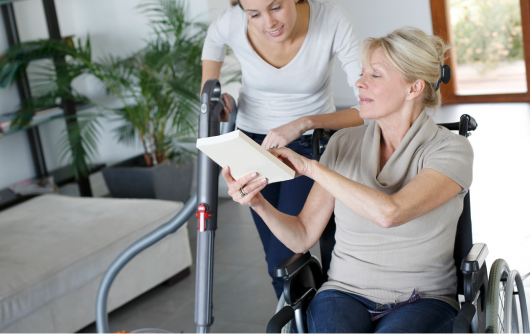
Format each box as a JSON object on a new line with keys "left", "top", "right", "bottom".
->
{"left": 430, "top": 0, "right": 530, "bottom": 103}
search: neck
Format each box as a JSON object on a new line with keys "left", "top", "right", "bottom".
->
{"left": 284, "top": 2, "right": 309, "bottom": 44}
{"left": 378, "top": 104, "right": 423, "bottom": 152}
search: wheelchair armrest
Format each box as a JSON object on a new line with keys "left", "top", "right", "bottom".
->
{"left": 459, "top": 244, "right": 489, "bottom": 331}
{"left": 460, "top": 243, "right": 488, "bottom": 274}
{"left": 274, "top": 251, "right": 325, "bottom": 306}
{"left": 274, "top": 252, "right": 313, "bottom": 279}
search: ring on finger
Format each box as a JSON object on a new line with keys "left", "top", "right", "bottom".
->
{"left": 269, "top": 145, "right": 276, "bottom": 150}
{"left": 239, "top": 187, "right": 247, "bottom": 197}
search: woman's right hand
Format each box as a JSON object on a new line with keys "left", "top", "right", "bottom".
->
{"left": 222, "top": 166, "right": 268, "bottom": 208}
{"left": 220, "top": 93, "right": 233, "bottom": 122}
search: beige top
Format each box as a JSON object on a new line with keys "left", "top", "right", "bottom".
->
{"left": 319, "top": 111, "right": 473, "bottom": 309}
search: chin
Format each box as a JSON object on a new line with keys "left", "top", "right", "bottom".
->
{"left": 358, "top": 109, "right": 371, "bottom": 120}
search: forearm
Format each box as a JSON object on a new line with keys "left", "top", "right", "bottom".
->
{"left": 201, "top": 60, "right": 223, "bottom": 91}
{"left": 252, "top": 198, "right": 314, "bottom": 253}
{"left": 308, "top": 161, "right": 398, "bottom": 228}
{"left": 299, "top": 108, "right": 363, "bottom": 132}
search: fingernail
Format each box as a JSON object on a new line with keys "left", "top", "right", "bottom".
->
{"left": 251, "top": 172, "right": 257, "bottom": 177}
{"left": 261, "top": 178, "right": 268, "bottom": 184}
{"left": 224, "top": 166, "right": 228, "bottom": 170}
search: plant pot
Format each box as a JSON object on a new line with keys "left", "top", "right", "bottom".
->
{"left": 102, "top": 154, "right": 194, "bottom": 202}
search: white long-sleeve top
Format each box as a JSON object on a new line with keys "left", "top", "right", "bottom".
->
{"left": 202, "top": 0, "right": 361, "bottom": 135}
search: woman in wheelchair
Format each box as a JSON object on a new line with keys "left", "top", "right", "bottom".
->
{"left": 222, "top": 26, "right": 473, "bottom": 333}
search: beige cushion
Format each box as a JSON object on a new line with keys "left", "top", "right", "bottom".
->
{"left": 0, "top": 194, "right": 192, "bottom": 332}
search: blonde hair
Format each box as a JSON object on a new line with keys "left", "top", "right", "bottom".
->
{"left": 237, "top": 0, "right": 305, "bottom": 10}
{"left": 360, "top": 27, "right": 451, "bottom": 109}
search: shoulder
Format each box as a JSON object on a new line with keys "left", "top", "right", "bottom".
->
{"left": 215, "top": 5, "right": 245, "bottom": 24}
{"left": 429, "top": 126, "right": 474, "bottom": 157}
{"left": 209, "top": 6, "right": 246, "bottom": 36}
{"left": 310, "top": 0, "right": 355, "bottom": 26}
{"left": 308, "top": 0, "right": 359, "bottom": 49}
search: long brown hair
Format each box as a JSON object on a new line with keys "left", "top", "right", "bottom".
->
{"left": 236, "top": 0, "right": 305, "bottom": 10}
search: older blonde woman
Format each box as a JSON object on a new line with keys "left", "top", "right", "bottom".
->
{"left": 222, "top": 26, "right": 473, "bottom": 332}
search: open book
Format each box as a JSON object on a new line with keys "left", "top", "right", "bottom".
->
{"left": 196, "top": 130, "right": 295, "bottom": 184}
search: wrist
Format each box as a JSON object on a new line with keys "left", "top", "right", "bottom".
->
{"left": 298, "top": 116, "right": 313, "bottom": 134}
{"left": 306, "top": 159, "right": 320, "bottom": 179}
{"left": 250, "top": 193, "right": 267, "bottom": 212}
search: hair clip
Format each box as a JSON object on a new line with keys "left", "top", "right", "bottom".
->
{"left": 435, "top": 63, "right": 451, "bottom": 91}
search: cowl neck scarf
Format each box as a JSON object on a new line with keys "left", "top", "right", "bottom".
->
{"left": 360, "top": 110, "right": 439, "bottom": 194}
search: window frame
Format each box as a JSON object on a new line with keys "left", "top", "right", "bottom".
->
{"left": 430, "top": 0, "right": 530, "bottom": 103}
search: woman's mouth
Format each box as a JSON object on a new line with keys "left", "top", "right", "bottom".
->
{"left": 359, "top": 96, "right": 374, "bottom": 104}
{"left": 267, "top": 26, "right": 284, "bottom": 37}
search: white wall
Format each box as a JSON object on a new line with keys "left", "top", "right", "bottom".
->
{"left": 333, "top": 0, "right": 433, "bottom": 107}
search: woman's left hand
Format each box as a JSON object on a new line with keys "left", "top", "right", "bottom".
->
{"left": 262, "top": 119, "right": 307, "bottom": 149}
{"left": 269, "top": 147, "right": 314, "bottom": 178}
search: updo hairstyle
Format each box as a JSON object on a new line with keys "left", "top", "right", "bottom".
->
{"left": 360, "top": 27, "right": 451, "bottom": 109}
{"left": 236, "top": 0, "right": 305, "bottom": 10}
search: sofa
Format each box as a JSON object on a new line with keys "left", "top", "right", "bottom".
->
{"left": 0, "top": 194, "right": 192, "bottom": 333}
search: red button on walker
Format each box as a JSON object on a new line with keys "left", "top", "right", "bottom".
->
{"left": 196, "top": 204, "right": 212, "bottom": 232}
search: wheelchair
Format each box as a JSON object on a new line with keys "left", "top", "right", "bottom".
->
{"left": 267, "top": 115, "right": 530, "bottom": 333}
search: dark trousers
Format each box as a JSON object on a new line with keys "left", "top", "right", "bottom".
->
{"left": 240, "top": 129, "right": 315, "bottom": 299}
{"left": 307, "top": 289, "right": 458, "bottom": 333}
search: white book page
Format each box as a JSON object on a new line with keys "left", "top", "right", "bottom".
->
{"left": 196, "top": 130, "right": 295, "bottom": 184}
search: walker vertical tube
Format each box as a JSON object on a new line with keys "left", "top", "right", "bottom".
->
{"left": 195, "top": 80, "right": 223, "bottom": 333}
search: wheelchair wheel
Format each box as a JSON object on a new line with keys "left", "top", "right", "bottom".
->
{"left": 486, "top": 259, "right": 530, "bottom": 333}
{"left": 487, "top": 259, "right": 512, "bottom": 332}
{"left": 504, "top": 270, "right": 530, "bottom": 333}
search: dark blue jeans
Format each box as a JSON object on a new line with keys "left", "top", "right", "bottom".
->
{"left": 307, "top": 289, "right": 458, "bottom": 333}
{"left": 240, "top": 129, "right": 315, "bottom": 299}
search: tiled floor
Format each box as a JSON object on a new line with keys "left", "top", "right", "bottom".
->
{"left": 77, "top": 197, "right": 284, "bottom": 333}
{"left": 76, "top": 102, "right": 530, "bottom": 333}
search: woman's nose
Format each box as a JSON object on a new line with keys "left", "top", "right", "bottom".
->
{"left": 263, "top": 12, "right": 276, "bottom": 28}
{"left": 355, "top": 76, "right": 366, "bottom": 90}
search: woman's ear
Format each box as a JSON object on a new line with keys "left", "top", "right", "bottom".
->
{"left": 407, "top": 79, "right": 425, "bottom": 101}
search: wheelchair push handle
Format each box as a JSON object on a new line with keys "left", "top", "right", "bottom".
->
{"left": 438, "top": 114, "right": 477, "bottom": 138}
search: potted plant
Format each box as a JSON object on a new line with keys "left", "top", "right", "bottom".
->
{"left": 94, "top": 0, "right": 207, "bottom": 202}
{"left": 0, "top": 0, "right": 239, "bottom": 201}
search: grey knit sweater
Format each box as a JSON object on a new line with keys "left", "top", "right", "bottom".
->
{"left": 319, "top": 111, "right": 473, "bottom": 310}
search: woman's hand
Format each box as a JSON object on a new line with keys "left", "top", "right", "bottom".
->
{"left": 262, "top": 118, "right": 309, "bottom": 149}
{"left": 220, "top": 93, "right": 234, "bottom": 122}
{"left": 269, "top": 147, "right": 314, "bottom": 178}
{"left": 222, "top": 166, "right": 268, "bottom": 208}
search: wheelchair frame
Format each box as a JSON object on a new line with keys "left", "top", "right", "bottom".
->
{"left": 267, "top": 115, "right": 530, "bottom": 333}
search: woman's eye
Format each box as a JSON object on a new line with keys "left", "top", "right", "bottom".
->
{"left": 272, "top": 6, "right": 281, "bottom": 11}
{"left": 371, "top": 74, "right": 380, "bottom": 78}
{"left": 251, "top": 13, "right": 260, "bottom": 18}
